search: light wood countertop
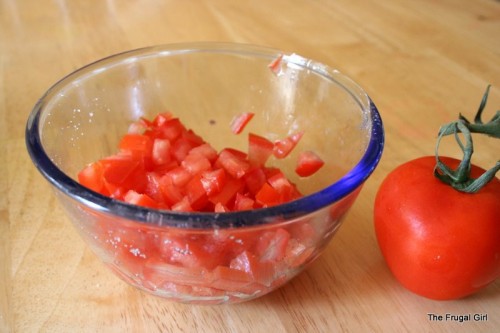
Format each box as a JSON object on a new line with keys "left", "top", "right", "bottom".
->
{"left": 1, "top": 0, "right": 499, "bottom": 332}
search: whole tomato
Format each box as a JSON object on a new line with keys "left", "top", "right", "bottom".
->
{"left": 374, "top": 156, "right": 500, "bottom": 300}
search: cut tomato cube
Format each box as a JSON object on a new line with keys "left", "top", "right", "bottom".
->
{"left": 171, "top": 137, "right": 196, "bottom": 163}
{"left": 128, "top": 117, "right": 151, "bottom": 134}
{"left": 144, "top": 258, "right": 208, "bottom": 287}
{"left": 207, "top": 266, "right": 256, "bottom": 293}
{"left": 243, "top": 167, "right": 267, "bottom": 196}
{"left": 162, "top": 166, "right": 191, "bottom": 187}
{"left": 159, "top": 118, "right": 186, "bottom": 141}
{"left": 200, "top": 168, "right": 226, "bottom": 196}
{"left": 187, "top": 143, "right": 218, "bottom": 162}
{"left": 185, "top": 174, "right": 209, "bottom": 211}
{"left": 152, "top": 112, "right": 174, "bottom": 127}
{"left": 124, "top": 190, "right": 159, "bottom": 209}
{"left": 214, "top": 202, "right": 229, "bottom": 213}
{"left": 248, "top": 133, "right": 274, "bottom": 167}
{"left": 295, "top": 151, "right": 324, "bottom": 177}
{"left": 181, "top": 154, "right": 211, "bottom": 175}
{"left": 267, "top": 171, "right": 302, "bottom": 202}
{"left": 216, "top": 148, "right": 250, "bottom": 179}
{"left": 78, "top": 161, "right": 104, "bottom": 193}
{"left": 119, "top": 134, "right": 153, "bottom": 157}
{"left": 268, "top": 54, "right": 283, "bottom": 75}
{"left": 208, "top": 176, "right": 245, "bottom": 208}
{"left": 254, "top": 228, "right": 291, "bottom": 263}
{"left": 255, "top": 182, "right": 282, "bottom": 207}
{"left": 158, "top": 176, "right": 184, "bottom": 206}
{"left": 230, "top": 250, "right": 275, "bottom": 286}
{"left": 171, "top": 196, "right": 193, "bottom": 212}
{"left": 233, "top": 193, "right": 255, "bottom": 211}
{"left": 152, "top": 138, "right": 171, "bottom": 165}
{"left": 230, "top": 112, "right": 254, "bottom": 134}
{"left": 273, "top": 131, "right": 304, "bottom": 159}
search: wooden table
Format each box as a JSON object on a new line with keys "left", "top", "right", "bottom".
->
{"left": 1, "top": 0, "right": 499, "bottom": 332}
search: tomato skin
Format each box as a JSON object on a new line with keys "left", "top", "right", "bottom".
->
{"left": 374, "top": 156, "right": 500, "bottom": 300}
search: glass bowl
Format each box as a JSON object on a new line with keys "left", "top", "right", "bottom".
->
{"left": 25, "top": 42, "right": 384, "bottom": 304}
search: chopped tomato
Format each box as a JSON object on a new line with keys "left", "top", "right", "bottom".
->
{"left": 78, "top": 111, "right": 325, "bottom": 300}
{"left": 248, "top": 133, "right": 274, "bottom": 167}
{"left": 233, "top": 193, "right": 255, "bottom": 211}
{"left": 273, "top": 131, "right": 304, "bottom": 159}
{"left": 230, "top": 112, "right": 254, "bottom": 134}
{"left": 254, "top": 228, "right": 291, "bottom": 262}
{"left": 124, "top": 190, "right": 159, "bottom": 209}
{"left": 151, "top": 138, "right": 171, "bottom": 166}
{"left": 78, "top": 161, "right": 104, "bottom": 193}
{"left": 268, "top": 54, "right": 284, "bottom": 75}
{"left": 119, "top": 134, "right": 153, "bottom": 157}
{"left": 295, "top": 151, "right": 324, "bottom": 177}
{"left": 200, "top": 168, "right": 226, "bottom": 196}
{"left": 215, "top": 148, "right": 250, "bottom": 179}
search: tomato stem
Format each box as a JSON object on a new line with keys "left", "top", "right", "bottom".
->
{"left": 434, "top": 85, "right": 500, "bottom": 193}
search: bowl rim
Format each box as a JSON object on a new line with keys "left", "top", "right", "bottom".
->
{"left": 25, "top": 42, "right": 384, "bottom": 229}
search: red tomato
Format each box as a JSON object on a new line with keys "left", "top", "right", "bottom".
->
{"left": 248, "top": 133, "right": 274, "bottom": 167}
{"left": 230, "top": 112, "right": 254, "bottom": 134}
{"left": 374, "top": 156, "right": 500, "bottom": 300}
{"left": 79, "top": 112, "right": 325, "bottom": 298}
{"left": 273, "top": 131, "right": 303, "bottom": 159}
{"left": 295, "top": 150, "right": 324, "bottom": 177}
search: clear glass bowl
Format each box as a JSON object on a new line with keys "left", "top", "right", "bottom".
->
{"left": 25, "top": 42, "right": 384, "bottom": 304}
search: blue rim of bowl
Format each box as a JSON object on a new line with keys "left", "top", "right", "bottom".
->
{"left": 25, "top": 42, "right": 384, "bottom": 229}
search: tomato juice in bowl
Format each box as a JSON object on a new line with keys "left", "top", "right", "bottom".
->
{"left": 25, "top": 42, "right": 384, "bottom": 304}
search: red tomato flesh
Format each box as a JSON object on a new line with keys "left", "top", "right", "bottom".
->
{"left": 77, "top": 111, "right": 327, "bottom": 298}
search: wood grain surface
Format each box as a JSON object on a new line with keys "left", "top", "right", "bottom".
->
{"left": 1, "top": 0, "right": 499, "bottom": 332}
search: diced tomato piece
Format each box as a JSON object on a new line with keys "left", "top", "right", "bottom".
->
{"left": 144, "top": 172, "right": 164, "bottom": 204}
{"left": 254, "top": 228, "right": 291, "bottom": 263}
{"left": 255, "top": 182, "right": 282, "bottom": 207}
{"left": 230, "top": 250, "right": 275, "bottom": 286}
{"left": 273, "top": 131, "right": 304, "bottom": 159}
{"left": 214, "top": 202, "right": 229, "bottom": 213}
{"left": 243, "top": 167, "right": 267, "bottom": 196}
{"left": 171, "top": 196, "right": 193, "bottom": 212}
{"left": 208, "top": 176, "right": 245, "bottom": 207}
{"left": 181, "top": 154, "right": 211, "bottom": 175}
{"left": 78, "top": 161, "right": 104, "bottom": 193}
{"left": 267, "top": 171, "right": 302, "bottom": 202}
{"left": 187, "top": 143, "right": 218, "bottom": 162}
{"left": 152, "top": 138, "right": 171, "bottom": 165}
{"left": 152, "top": 112, "right": 174, "bottom": 127}
{"left": 233, "top": 193, "right": 255, "bottom": 211}
{"left": 295, "top": 151, "right": 324, "bottom": 177}
{"left": 171, "top": 137, "right": 196, "bottom": 163}
{"left": 144, "top": 258, "right": 208, "bottom": 288}
{"left": 284, "top": 239, "right": 314, "bottom": 268}
{"left": 158, "top": 118, "right": 186, "bottom": 141}
{"left": 268, "top": 54, "right": 283, "bottom": 75}
{"left": 128, "top": 117, "right": 151, "bottom": 134}
{"left": 216, "top": 148, "right": 250, "bottom": 179}
{"left": 230, "top": 112, "right": 254, "bottom": 134}
{"left": 99, "top": 153, "right": 148, "bottom": 193}
{"left": 207, "top": 266, "right": 256, "bottom": 293}
{"left": 182, "top": 129, "right": 205, "bottom": 146}
{"left": 162, "top": 166, "right": 191, "bottom": 187}
{"left": 119, "top": 134, "right": 153, "bottom": 157}
{"left": 185, "top": 174, "right": 209, "bottom": 211}
{"left": 124, "top": 190, "right": 159, "bottom": 209}
{"left": 158, "top": 175, "right": 184, "bottom": 206}
{"left": 200, "top": 168, "right": 226, "bottom": 196}
{"left": 248, "top": 133, "right": 274, "bottom": 167}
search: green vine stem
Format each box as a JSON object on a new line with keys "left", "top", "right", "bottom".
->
{"left": 434, "top": 85, "right": 500, "bottom": 193}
